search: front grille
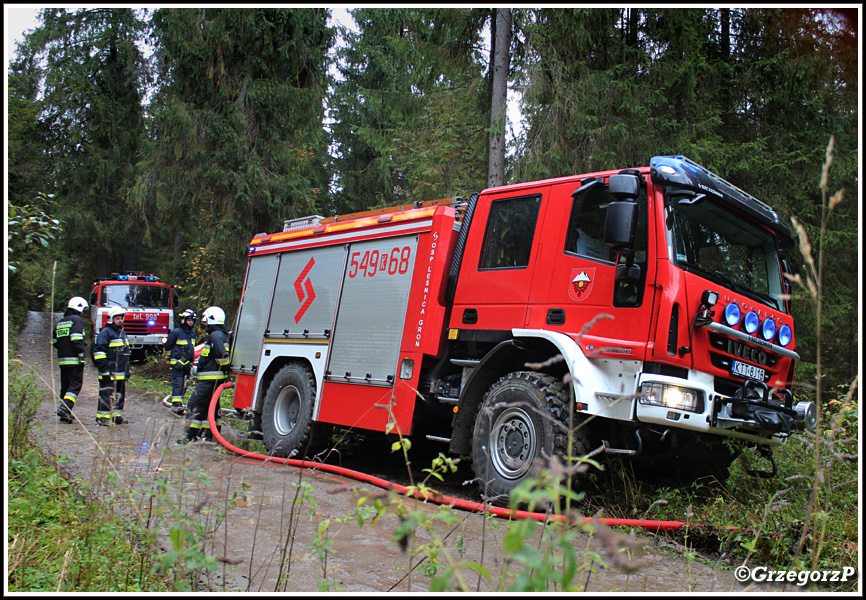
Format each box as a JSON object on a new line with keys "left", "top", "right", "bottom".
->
{"left": 123, "top": 319, "right": 149, "bottom": 335}
{"left": 708, "top": 332, "right": 778, "bottom": 367}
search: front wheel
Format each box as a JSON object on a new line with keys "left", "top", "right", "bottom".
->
{"left": 471, "top": 371, "right": 582, "bottom": 505}
{"left": 262, "top": 363, "right": 319, "bottom": 458}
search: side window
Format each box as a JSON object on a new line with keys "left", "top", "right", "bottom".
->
{"left": 564, "top": 185, "right": 617, "bottom": 263}
{"left": 479, "top": 195, "right": 541, "bottom": 269}
{"left": 565, "top": 182, "right": 648, "bottom": 264}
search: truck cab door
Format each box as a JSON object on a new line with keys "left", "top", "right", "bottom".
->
{"left": 530, "top": 175, "right": 657, "bottom": 360}
{"left": 450, "top": 187, "right": 549, "bottom": 330}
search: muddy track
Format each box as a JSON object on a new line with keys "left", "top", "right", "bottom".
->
{"left": 13, "top": 310, "right": 754, "bottom": 593}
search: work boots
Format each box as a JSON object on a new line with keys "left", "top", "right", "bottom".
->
{"left": 57, "top": 405, "right": 74, "bottom": 423}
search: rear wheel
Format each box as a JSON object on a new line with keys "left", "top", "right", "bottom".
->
{"left": 471, "top": 371, "right": 585, "bottom": 505}
{"left": 262, "top": 363, "right": 323, "bottom": 458}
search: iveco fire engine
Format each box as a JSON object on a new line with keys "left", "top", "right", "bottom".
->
{"left": 90, "top": 272, "right": 179, "bottom": 361}
{"left": 227, "top": 156, "right": 816, "bottom": 501}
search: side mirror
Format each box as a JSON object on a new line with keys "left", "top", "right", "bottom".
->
{"left": 172, "top": 290, "right": 180, "bottom": 309}
{"left": 604, "top": 173, "right": 640, "bottom": 257}
{"left": 608, "top": 173, "right": 640, "bottom": 202}
{"left": 89, "top": 292, "right": 97, "bottom": 306}
{"left": 604, "top": 200, "right": 638, "bottom": 257}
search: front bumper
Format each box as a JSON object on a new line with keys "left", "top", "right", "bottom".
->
{"left": 127, "top": 334, "right": 166, "bottom": 349}
{"left": 635, "top": 373, "right": 815, "bottom": 444}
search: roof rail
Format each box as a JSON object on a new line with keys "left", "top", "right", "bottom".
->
{"left": 320, "top": 197, "right": 463, "bottom": 225}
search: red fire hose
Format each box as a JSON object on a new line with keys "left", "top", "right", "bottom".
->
{"left": 207, "top": 382, "right": 694, "bottom": 533}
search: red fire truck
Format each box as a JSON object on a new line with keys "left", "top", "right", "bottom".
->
{"left": 227, "top": 156, "right": 815, "bottom": 500}
{"left": 90, "top": 272, "right": 179, "bottom": 361}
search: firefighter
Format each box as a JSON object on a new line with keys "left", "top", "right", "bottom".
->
{"left": 180, "top": 306, "right": 230, "bottom": 443}
{"left": 53, "top": 296, "right": 89, "bottom": 423}
{"left": 164, "top": 308, "right": 197, "bottom": 415}
{"left": 92, "top": 306, "right": 131, "bottom": 425}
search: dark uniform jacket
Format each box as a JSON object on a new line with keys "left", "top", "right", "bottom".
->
{"left": 53, "top": 309, "right": 87, "bottom": 367}
{"left": 196, "top": 324, "right": 230, "bottom": 381}
{"left": 164, "top": 322, "right": 196, "bottom": 369}
{"left": 92, "top": 322, "right": 131, "bottom": 380}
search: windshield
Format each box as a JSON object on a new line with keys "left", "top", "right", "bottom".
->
{"left": 665, "top": 192, "right": 786, "bottom": 312}
{"left": 101, "top": 284, "right": 171, "bottom": 309}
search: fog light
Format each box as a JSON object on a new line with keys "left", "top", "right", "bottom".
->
{"left": 724, "top": 303, "right": 741, "bottom": 326}
{"left": 744, "top": 310, "right": 759, "bottom": 334}
{"left": 778, "top": 324, "right": 792, "bottom": 347}
{"left": 640, "top": 382, "right": 704, "bottom": 413}
{"left": 761, "top": 318, "right": 776, "bottom": 341}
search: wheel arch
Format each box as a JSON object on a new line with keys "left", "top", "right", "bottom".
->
{"left": 448, "top": 335, "right": 567, "bottom": 456}
{"left": 253, "top": 354, "right": 318, "bottom": 415}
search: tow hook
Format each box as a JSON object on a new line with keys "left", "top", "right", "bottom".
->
{"left": 743, "top": 445, "right": 777, "bottom": 478}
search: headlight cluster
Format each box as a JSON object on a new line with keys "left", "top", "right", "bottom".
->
{"left": 640, "top": 382, "right": 704, "bottom": 413}
{"left": 721, "top": 299, "right": 792, "bottom": 347}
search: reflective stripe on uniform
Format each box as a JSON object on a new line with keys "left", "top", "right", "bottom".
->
{"left": 94, "top": 352, "right": 107, "bottom": 360}
{"left": 109, "top": 340, "right": 127, "bottom": 347}
{"left": 196, "top": 371, "right": 226, "bottom": 380}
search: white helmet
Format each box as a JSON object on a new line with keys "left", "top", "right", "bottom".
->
{"left": 202, "top": 306, "right": 225, "bottom": 325}
{"left": 68, "top": 296, "right": 89, "bottom": 312}
{"left": 108, "top": 307, "right": 127, "bottom": 320}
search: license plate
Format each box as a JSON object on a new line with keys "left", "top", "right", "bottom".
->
{"left": 731, "top": 359, "right": 765, "bottom": 382}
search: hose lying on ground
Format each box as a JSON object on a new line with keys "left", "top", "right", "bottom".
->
{"left": 207, "top": 381, "right": 695, "bottom": 533}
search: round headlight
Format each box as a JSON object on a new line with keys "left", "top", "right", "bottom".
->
{"left": 778, "top": 324, "right": 792, "bottom": 347}
{"left": 744, "top": 311, "right": 759, "bottom": 334}
{"left": 724, "top": 303, "right": 741, "bottom": 327}
{"left": 761, "top": 318, "right": 776, "bottom": 341}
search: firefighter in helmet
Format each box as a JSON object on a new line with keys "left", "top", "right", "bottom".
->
{"left": 53, "top": 296, "right": 89, "bottom": 423}
{"left": 92, "top": 306, "right": 131, "bottom": 425}
{"left": 180, "top": 306, "right": 230, "bottom": 443}
{"left": 164, "top": 308, "right": 197, "bottom": 415}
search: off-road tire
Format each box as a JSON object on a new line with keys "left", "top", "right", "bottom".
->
{"left": 471, "top": 371, "right": 587, "bottom": 506}
{"left": 262, "top": 363, "right": 319, "bottom": 458}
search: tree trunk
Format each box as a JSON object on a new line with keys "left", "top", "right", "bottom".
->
{"left": 487, "top": 8, "right": 510, "bottom": 188}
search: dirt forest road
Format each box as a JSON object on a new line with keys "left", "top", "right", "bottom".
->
{"left": 13, "top": 310, "right": 761, "bottom": 593}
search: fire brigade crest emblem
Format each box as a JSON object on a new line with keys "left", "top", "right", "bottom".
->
{"left": 568, "top": 268, "right": 595, "bottom": 301}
